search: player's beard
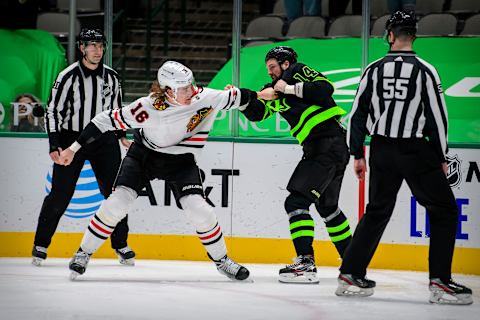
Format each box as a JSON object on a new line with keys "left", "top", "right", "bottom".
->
{"left": 271, "top": 69, "right": 284, "bottom": 82}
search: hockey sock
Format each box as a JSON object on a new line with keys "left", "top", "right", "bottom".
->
{"left": 197, "top": 222, "right": 227, "bottom": 261}
{"left": 324, "top": 210, "right": 352, "bottom": 257}
{"left": 80, "top": 214, "right": 116, "bottom": 254}
{"left": 179, "top": 194, "right": 227, "bottom": 261}
{"left": 288, "top": 209, "right": 314, "bottom": 256}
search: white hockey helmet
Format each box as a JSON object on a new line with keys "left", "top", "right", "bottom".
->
{"left": 157, "top": 61, "right": 195, "bottom": 90}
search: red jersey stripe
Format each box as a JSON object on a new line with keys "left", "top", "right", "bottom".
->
{"left": 91, "top": 219, "right": 112, "bottom": 235}
{"left": 113, "top": 110, "right": 126, "bottom": 130}
{"left": 199, "top": 226, "right": 221, "bottom": 241}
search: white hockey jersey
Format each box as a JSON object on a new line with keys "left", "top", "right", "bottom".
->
{"left": 91, "top": 87, "right": 245, "bottom": 157}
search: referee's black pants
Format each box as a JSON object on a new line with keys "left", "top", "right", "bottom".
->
{"left": 34, "top": 131, "right": 129, "bottom": 250}
{"left": 340, "top": 135, "right": 458, "bottom": 280}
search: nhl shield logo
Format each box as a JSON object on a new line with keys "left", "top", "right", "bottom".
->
{"left": 446, "top": 154, "right": 461, "bottom": 188}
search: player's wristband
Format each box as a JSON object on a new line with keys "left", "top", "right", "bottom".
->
{"left": 284, "top": 83, "right": 304, "bottom": 98}
{"left": 294, "top": 82, "right": 303, "bottom": 98}
{"left": 69, "top": 141, "right": 82, "bottom": 153}
{"left": 284, "top": 85, "right": 295, "bottom": 95}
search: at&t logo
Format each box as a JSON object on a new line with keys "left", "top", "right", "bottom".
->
{"left": 45, "top": 160, "right": 103, "bottom": 218}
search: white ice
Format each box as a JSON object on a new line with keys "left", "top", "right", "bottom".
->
{"left": 0, "top": 258, "right": 478, "bottom": 320}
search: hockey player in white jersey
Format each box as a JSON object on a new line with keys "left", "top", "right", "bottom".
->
{"left": 59, "top": 61, "right": 252, "bottom": 281}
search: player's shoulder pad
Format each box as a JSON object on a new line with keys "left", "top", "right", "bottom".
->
{"left": 192, "top": 86, "right": 218, "bottom": 101}
{"left": 290, "top": 62, "right": 307, "bottom": 73}
{"left": 130, "top": 95, "right": 156, "bottom": 111}
{"left": 150, "top": 95, "right": 170, "bottom": 111}
{"left": 283, "top": 62, "right": 305, "bottom": 81}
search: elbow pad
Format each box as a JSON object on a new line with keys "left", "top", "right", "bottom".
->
{"left": 77, "top": 122, "right": 103, "bottom": 146}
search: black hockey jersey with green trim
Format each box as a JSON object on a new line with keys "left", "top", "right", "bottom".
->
{"left": 241, "top": 63, "right": 346, "bottom": 145}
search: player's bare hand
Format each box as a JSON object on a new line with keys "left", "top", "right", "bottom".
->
{"left": 442, "top": 162, "right": 448, "bottom": 176}
{"left": 273, "top": 79, "right": 287, "bottom": 93}
{"left": 354, "top": 158, "right": 367, "bottom": 180}
{"left": 120, "top": 137, "right": 132, "bottom": 149}
{"left": 49, "top": 148, "right": 62, "bottom": 164}
{"left": 59, "top": 149, "right": 75, "bottom": 166}
{"left": 257, "top": 87, "right": 277, "bottom": 100}
{"left": 224, "top": 84, "right": 235, "bottom": 90}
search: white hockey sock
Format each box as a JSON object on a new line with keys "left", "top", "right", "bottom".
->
{"left": 81, "top": 213, "right": 115, "bottom": 254}
{"left": 197, "top": 222, "right": 227, "bottom": 261}
{"left": 179, "top": 194, "right": 227, "bottom": 261}
{"left": 79, "top": 186, "right": 137, "bottom": 254}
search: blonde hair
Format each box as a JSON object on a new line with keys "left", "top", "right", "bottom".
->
{"left": 150, "top": 80, "right": 167, "bottom": 101}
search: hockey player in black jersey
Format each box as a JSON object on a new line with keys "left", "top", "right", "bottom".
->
{"left": 239, "top": 46, "right": 353, "bottom": 283}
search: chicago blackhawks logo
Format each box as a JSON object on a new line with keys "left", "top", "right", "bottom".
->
{"left": 153, "top": 97, "right": 168, "bottom": 111}
{"left": 446, "top": 154, "right": 462, "bottom": 188}
{"left": 187, "top": 107, "right": 213, "bottom": 132}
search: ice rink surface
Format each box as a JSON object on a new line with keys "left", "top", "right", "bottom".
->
{"left": 0, "top": 258, "right": 478, "bottom": 320}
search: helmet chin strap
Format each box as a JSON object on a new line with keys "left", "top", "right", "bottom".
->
{"left": 165, "top": 89, "right": 183, "bottom": 106}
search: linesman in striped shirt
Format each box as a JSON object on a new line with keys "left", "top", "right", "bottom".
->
{"left": 336, "top": 11, "right": 472, "bottom": 305}
{"left": 32, "top": 28, "right": 135, "bottom": 266}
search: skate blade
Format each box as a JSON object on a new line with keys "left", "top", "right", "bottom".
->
{"left": 118, "top": 257, "right": 135, "bottom": 266}
{"left": 69, "top": 271, "right": 80, "bottom": 281}
{"left": 32, "top": 257, "right": 44, "bottom": 267}
{"left": 429, "top": 292, "right": 473, "bottom": 305}
{"left": 217, "top": 270, "right": 253, "bottom": 282}
{"left": 279, "top": 273, "right": 319, "bottom": 284}
{"left": 335, "top": 284, "right": 374, "bottom": 297}
{"left": 230, "top": 276, "right": 254, "bottom": 283}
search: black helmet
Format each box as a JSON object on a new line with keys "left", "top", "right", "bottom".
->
{"left": 265, "top": 46, "right": 298, "bottom": 64}
{"left": 385, "top": 10, "right": 417, "bottom": 35}
{"left": 78, "top": 28, "right": 106, "bottom": 44}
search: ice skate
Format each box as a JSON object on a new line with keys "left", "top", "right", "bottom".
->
{"left": 69, "top": 249, "right": 91, "bottom": 280}
{"left": 279, "top": 255, "right": 319, "bottom": 284}
{"left": 429, "top": 278, "right": 473, "bottom": 305}
{"left": 32, "top": 246, "right": 47, "bottom": 266}
{"left": 210, "top": 254, "right": 250, "bottom": 281}
{"left": 335, "top": 274, "right": 376, "bottom": 297}
{"left": 115, "top": 246, "right": 135, "bottom": 266}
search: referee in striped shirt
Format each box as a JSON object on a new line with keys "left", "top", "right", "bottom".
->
{"left": 336, "top": 11, "right": 472, "bottom": 303}
{"left": 32, "top": 29, "right": 135, "bottom": 266}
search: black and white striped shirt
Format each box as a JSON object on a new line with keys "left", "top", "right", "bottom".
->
{"left": 45, "top": 61, "right": 122, "bottom": 134}
{"left": 348, "top": 51, "right": 449, "bottom": 161}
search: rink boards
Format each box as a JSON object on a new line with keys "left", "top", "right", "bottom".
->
{"left": 0, "top": 137, "right": 478, "bottom": 274}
